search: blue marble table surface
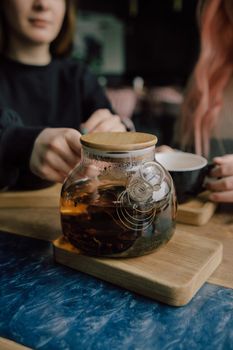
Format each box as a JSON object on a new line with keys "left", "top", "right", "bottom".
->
{"left": 0, "top": 231, "right": 233, "bottom": 350}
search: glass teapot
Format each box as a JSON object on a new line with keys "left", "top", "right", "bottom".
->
{"left": 60, "top": 132, "right": 177, "bottom": 258}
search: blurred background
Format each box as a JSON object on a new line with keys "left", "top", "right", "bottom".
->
{"left": 73, "top": 0, "right": 199, "bottom": 146}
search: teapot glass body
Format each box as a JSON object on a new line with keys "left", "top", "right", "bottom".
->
{"left": 60, "top": 132, "right": 177, "bottom": 258}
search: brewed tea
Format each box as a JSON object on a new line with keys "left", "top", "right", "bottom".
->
{"left": 61, "top": 182, "right": 175, "bottom": 257}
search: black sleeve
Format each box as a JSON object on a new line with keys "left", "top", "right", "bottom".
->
{"left": 81, "top": 67, "right": 113, "bottom": 121}
{"left": 80, "top": 66, "right": 136, "bottom": 131}
{"left": 0, "top": 108, "right": 45, "bottom": 190}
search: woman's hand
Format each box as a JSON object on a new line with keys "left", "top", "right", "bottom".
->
{"left": 30, "top": 128, "right": 82, "bottom": 183}
{"left": 80, "top": 109, "right": 126, "bottom": 133}
{"left": 206, "top": 154, "right": 233, "bottom": 203}
{"left": 156, "top": 145, "right": 175, "bottom": 153}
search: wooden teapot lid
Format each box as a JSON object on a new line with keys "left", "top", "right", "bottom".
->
{"left": 80, "top": 132, "right": 157, "bottom": 151}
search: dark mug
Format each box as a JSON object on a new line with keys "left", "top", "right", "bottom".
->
{"left": 156, "top": 152, "right": 208, "bottom": 204}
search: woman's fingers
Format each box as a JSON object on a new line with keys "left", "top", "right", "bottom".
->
{"left": 209, "top": 190, "right": 233, "bottom": 203}
{"left": 91, "top": 115, "right": 125, "bottom": 132}
{"left": 49, "top": 136, "right": 80, "bottom": 168}
{"left": 206, "top": 155, "right": 233, "bottom": 202}
{"left": 213, "top": 155, "right": 233, "bottom": 163}
{"left": 31, "top": 149, "right": 71, "bottom": 182}
{"left": 31, "top": 156, "right": 66, "bottom": 183}
{"left": 64, "top": 129, "right": 82, "bottom": 156}
{"left": 42, "top": 150, "right": 73, "bottom": 175}
{"left": 210, "top": 163, "right": 233, "bottom": 177}
{"left": 39, "top": 165, "right": 66, "bottom": 183}
{"left": 210, "top": 155, "right": 233, "bottom": 177}
{"left": 206, "top": 176, "right": 233, "bottom": 192}
{"left": 81, "top": 109, "right": 112, "bottom": 132}
{"left": 30, "top": 128, "right": 82, "bottom": 182}
{"left": 81, "top": 109, "right": 126, "bottom": 133}
{"left": 206, "top": 175, "right": 233, "bottom": 203}
{"left": 156, "top": 145, "right": 175, "bottom": 153}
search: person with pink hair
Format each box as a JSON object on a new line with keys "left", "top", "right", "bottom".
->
{"left": 171, "top": 0, "right": 233, "bottom": 203}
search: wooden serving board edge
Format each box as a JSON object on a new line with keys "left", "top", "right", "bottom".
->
{"left": 177, "top": 201, "right": 217, "bottom": 226}
{"left": 0, "top": 337, "right": 32, "bottom": 350}
{"left": 53, "top": 236, "right": 222, "bottom": 306}
{"left": 0, "top": 184, "right": 61, "bottom": 208}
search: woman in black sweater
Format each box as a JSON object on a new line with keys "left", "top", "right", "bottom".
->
{"left": 0, "top": 0, "right": 128, "bottom": 190}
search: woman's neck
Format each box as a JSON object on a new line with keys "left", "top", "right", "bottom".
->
{"left": 6, "top": 38, "right": 51, "bottom": 65}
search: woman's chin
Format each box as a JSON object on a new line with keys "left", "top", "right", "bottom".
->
{"left": 26, "top": 31, "right": 57, "bottom": 46}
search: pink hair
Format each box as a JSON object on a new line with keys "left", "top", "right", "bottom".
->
{"left": 181, "top": 0, "right": 233, "bottom": 156}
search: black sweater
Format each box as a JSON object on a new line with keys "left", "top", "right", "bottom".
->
{"left": 0, "top": 56, "right": 112, "bottom": 189}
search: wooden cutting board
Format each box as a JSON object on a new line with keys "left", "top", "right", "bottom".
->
{"left": 53, "top": 230, "right": 222, "bottom": 306}
{"left": 176, "top": 193, "right": 217, "bottom": 226}
{"left": 0, "top": 207, "right": 61, "bottom": 241}
{"left": 0, "top": 337, "right": 31, "bottom": 350}
{"left": 0, "top": 186, "right": 216, "bottom": 226}
{"left": 0, "top": 184, "right": 61, "bottom": 240}
{"left": 0, "top": 184, "right": 61, "bottom": 208}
